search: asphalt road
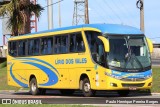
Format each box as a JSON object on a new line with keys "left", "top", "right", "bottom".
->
{"left": 0, "top": 90, "right": 160, "bottom": 105}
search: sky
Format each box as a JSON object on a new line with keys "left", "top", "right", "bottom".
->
{"left": 0, "top": 0, "right": 160, "bottom": 45}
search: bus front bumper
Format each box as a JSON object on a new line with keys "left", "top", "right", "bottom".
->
{"left": 103, "top": 76, "right": 152, "bottom": 90}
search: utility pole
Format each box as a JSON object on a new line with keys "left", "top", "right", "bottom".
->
{"left": 73, "top": 0, "right": 89, "bottom": 25}
{"left": 30, "top": 0, "right": 37, "bottom": 32}
{"left": 85, "top": 0, "right": 89, "bottom": 24}
{"left": 58, "top": 0, "right": 61, "bottom": 27}
{"left": 47, "top": 0, "right": 53, "bottom": 29}
{"left": 136, "top": 0, "right": 144, "bottom": 32}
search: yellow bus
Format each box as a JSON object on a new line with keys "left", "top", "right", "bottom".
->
{"left": 7, "top": 24, "right": 153, "bottom": 97}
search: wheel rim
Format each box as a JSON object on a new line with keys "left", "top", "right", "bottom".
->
{"left": 84, "top": 83, "right": 90, "bottom": 92}
{"left": 31, "top": 83, "right": 36, "bottom": 92}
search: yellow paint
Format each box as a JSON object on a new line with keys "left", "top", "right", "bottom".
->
{"left": 7, "top": 26, "right": 152, "bottom": 91}
{"left": 146, "top": 38, "right": 153, "bottom": 53}
{"left": 98, "top": 36, "right": 110, "bottom": 52}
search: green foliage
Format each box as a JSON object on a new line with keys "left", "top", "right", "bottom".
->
{"left": 0, "top": 61, "right": 7, "bottom": 68}
{"left": 0, "top": 67, "right": 19, "bottom": 90}
{"left": 151, "top": 67, "right": 160, "bottom": 93}
{"left": 0, "top": 0, "right": 44, "bottom": 36}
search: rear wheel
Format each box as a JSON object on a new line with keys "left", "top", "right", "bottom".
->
{"left": 82, "top": 78, "right": 95, "bottom": 97}
{"left": 117, "top": 90, "right": 130, "bottom": 96}
{"left": 29, "top": 78, "right": 40, "bottom": 95}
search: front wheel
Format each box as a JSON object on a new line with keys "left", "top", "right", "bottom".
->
{"left": 82, "top": 78, "right": 95, "bottom": 97}
{"left": 29, "top": 78, "right": 40, "bottom": 95}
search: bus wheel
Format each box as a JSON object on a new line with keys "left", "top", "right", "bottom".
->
{"left": 82, "top": 78, "right": 94, "bottom": 97}
{"left": 60, "top": 89, "right": 75, "bottom": 95}
{"left": 29, "top": 78, "right": 40, "bottom": 95}
{"left": 146, "top": 89, "right": 151, "bottom": 95}
{"left": 117, "top": 90, "right": 130, "bottom": 96}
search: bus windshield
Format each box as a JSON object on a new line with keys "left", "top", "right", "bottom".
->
{"left": 106, "top": 35, "right": 151, "bottom": 71}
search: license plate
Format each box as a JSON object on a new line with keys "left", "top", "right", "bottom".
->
{"left": 129, "top": 87, "right": 137, "bottom": 90}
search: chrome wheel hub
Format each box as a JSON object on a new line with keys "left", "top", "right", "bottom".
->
{"left": 84, "top": 83, "right": 90, "bottom": 92}
{"left": 31, "top": 83, "right": 36, "bottom": 92}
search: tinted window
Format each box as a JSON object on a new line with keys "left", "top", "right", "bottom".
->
{"left": 18, "top": 40, "right": 27, "bottom": 56}
{"left": 9, "top": 41, "right": 17, "bottom": 56}
{"left": 54, "top": 35, "right": 68, "bottom": 54}
{"left": 28, "top": 39, "right": 40, "bottom": 56}
{"left": 41, "top": 37, "right": 53, "bottom": 55}
{"left": 69, "top": 33, "right": 85, "bottom": 52}
{"left": 54, "top": 36, "right": 61, "bottom": 54}
{"left": 86, "top": 31, "right": 105, "bottom": 67}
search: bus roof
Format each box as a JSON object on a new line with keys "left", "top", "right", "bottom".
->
{"left": 24, "top": 24, "right": 143, "bottom": 36}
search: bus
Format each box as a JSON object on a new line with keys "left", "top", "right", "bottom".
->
{"left": 7, "top": 24, "right": 153, "bottom": 97}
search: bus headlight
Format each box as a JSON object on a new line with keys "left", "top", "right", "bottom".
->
{"left": 105, "top": 72, "right": 122, "bottom": 80}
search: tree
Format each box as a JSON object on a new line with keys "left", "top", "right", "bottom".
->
{"left": 0, "top": 0, "right": 43, "bottom": 36}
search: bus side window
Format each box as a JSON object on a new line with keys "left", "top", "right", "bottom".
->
{"left": 28, "top": 40, "right": 34, "bottom": 55}
{"left": 18, "top": 40, "right": 27, "bottom": 56}
{"left": 76, "top": 33, "right": 85, "bottom": 52}
{"left": 61, "top": 35, "right": 68, "bottom": 53}
{"left": 41, "top": 38, "right": 47, "bottom": 55}
{"left": 28, "top": 39, "right": 40, "bottom": 56}
{"left": 9, "top": 41, "right": 17, "bottom": 56}
{"left": 41, "top": 37, "right": 53, "bottom": 55}
{"left": 86, "top": 31, "right": 105, "bottom": 67}
{"left": 34, "top": 39, "right": 40, "bottom": 55}
{"left": 70, "top": 34, "right": 76, "bottom": 52}
{"left": 69, "top": 33, "right": 85, "bottom": 53}
{"left": 55, "top": 36, "right": 61, "bottom": 54}
{"left": 47, "top": 37, "right": 53, "bottom": 54}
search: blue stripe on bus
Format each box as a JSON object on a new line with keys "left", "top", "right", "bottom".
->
{"left": 10, "top": 64, "right": 28, "bottom": 87}
{"left": 111, "top": 69, "right": 152, "bottom": 78}
{"left": 14, "top": 58, "right": 59, "bottom": 75}
{"left": 13, "top": 24, "right": 143, "bottom": 37}
{"left": 23, "top": 62, "right": 58, "bottom": 86}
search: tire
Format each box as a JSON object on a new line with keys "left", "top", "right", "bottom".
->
{"left": 29, "top": 78, "right": 40, "bottom": 95}
{"left": 82, "top": 78, "right": 95, "bottom": 97}
{"left": 117, "top": 90, "right": 130, "bottom": 96}
{"left": 60, "top": 89, "right": 75, "bottom": 95}
{"left": 147, "top": 89, "right": 151, "bottom": 95}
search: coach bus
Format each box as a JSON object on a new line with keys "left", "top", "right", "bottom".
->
{"left": 7, "top": 24, "right": 153, "bottom": 97}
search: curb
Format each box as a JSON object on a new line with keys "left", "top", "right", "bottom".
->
{"left": 152, "top": 93, "right": 160, "bottom": 95}
{"left": 0, "top": 90, "right": 17, "bottom": 93}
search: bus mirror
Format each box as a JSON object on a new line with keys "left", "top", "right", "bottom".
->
{"left": 146, "top": 38, "right": 153, "bottom": 53}
{"left": 98, "top": 36, "right": 110, "bottom": 52}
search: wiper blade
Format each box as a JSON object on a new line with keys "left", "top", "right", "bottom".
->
{"left": 132, "top": 54, "right": 144, "bottom": 70}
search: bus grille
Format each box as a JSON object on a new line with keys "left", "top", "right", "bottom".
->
{"left": 122, "top": 83, "right": 145, "bottom": 87}
{"left": 120, "top": 78, "right": 147, "bottom": 81}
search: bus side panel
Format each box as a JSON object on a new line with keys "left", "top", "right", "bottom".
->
{"left": 7, "top": 56, "right": 50, "bottom": 88}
